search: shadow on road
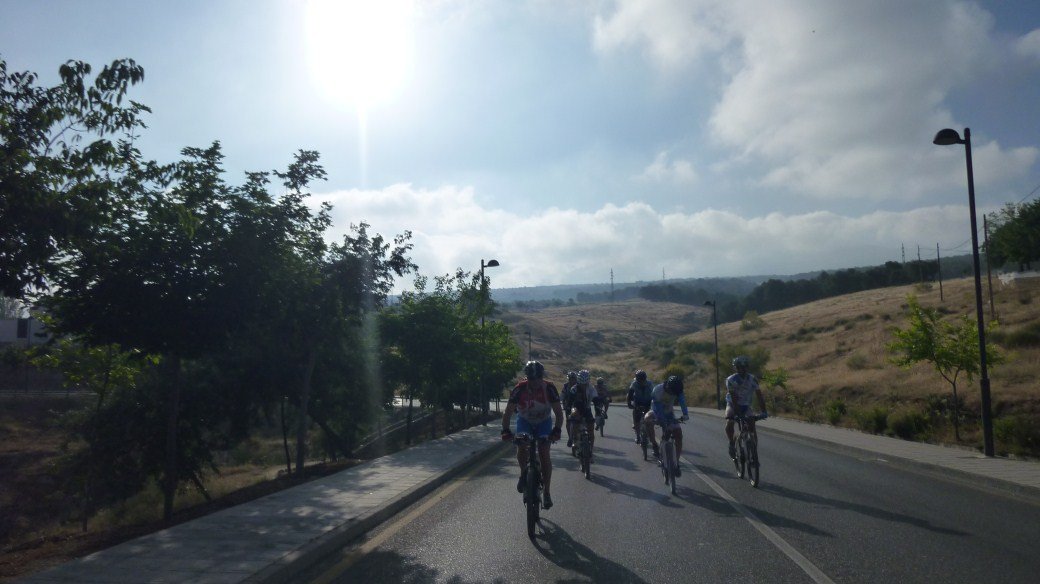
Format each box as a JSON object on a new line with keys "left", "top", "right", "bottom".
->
{"left": 757, "top": 482, "right": 968, "bottom": 536}
{"left": 333, "top": 550, "right": 509, "bottom": 584}
{"left": 586, "top": 473, "right": 682, "bottom": 508}
{"left": 532, "top": 519, "right": 650, "bottom": 583}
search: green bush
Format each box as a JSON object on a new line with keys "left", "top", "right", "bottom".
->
{"left": 824, "top": 399, "right": 847, "bottom": 425}
{"left": 887, "top": 408, "right": 930, "bottom": 440}
{"left": 852, "top": 406, "right": 889, "bottom": 434}
{"left": 740, "top": 310, "right": 765, "bottom": 331}
{"left": 994, "top": 415, "right": 1040, "bottom": 457}
{"left": 989, "top": 322, "right": 1040, "bottom": 348}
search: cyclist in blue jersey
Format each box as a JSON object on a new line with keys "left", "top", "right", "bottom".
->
{"left": 643, "top": 375, "right": 690, "bottom": 474}
{"left": 724, "top": 356, "right": 768, "bottom": 460}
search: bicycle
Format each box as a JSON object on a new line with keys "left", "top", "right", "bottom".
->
{"left": 730, "top": 413, "right": 767, "bottom": 488}
{"left": 657, "top": 418, "right": 685, "bottom": 495}
{"left": 594, "top": 408, "right": 606, "bottom": 437}
{"left": 577, "top": 423, "right": 593, "bottom": 480}
{"left": 632, "top": 405, "right": 651, "bottom": 460}
{"left": 515, "top": 433, "right": 544, "bottom": 538}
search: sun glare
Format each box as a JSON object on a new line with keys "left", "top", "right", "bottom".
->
{"left": 305, "top": 0, "right": 414, "bottom": 110}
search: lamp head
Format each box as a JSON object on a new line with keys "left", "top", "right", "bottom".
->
{"left": 484, "top": 259, "right": 500, "bottom": 268}
{"left": 933, "top": 128, "right": 964, "bottom": 146}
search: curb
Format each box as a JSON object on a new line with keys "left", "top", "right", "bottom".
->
{"left": 248, "top": 435, "right": 511, "bottom": 584}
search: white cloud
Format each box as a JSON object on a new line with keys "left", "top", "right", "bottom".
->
{"left": 592, "top": 1, "right": 1037, "bottom": 201}
{"left": 1015, "top": 28, "right": 1040, "bottom": 59}
{"left": 311, "top": 183, "right": 984, "bottom": 291}
{"left": 636, "top": 151, "right": 698, "bottom": 184}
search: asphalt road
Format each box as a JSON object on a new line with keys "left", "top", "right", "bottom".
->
{"left": 293, "top": 413, "right": 1040, "bottom": 583}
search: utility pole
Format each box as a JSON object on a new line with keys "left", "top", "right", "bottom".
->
{"left": 902, "top": 243, "right": 906, "bottom": 264}
{"left": 610, "top": 268, "right": 615, "bottom": 303}
{"left": 983, "top": 215, "right": 997, "bottom": 321}
{"left": 936, "top": 243, "right": 944, "bottom": 301}
{"left": 917, "top": 245, "right": 923, "bottom": 283}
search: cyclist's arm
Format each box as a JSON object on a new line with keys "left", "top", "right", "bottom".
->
{"left": 551, "top": 400, "right": 564, "bottom": 432}
{"left": 678, "top": 393, "right": 689, "bottom": 418}
{"left": 501, "top": 402, "right": 517, "bottom": 432}
{"left": 755, "top": 388, "right": 767, "bottom": 415}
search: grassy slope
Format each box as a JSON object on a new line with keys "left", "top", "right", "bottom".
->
{"left": 503, "top": 277, "right": 1040, "bottom": 452}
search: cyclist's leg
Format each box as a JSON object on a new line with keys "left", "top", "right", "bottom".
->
{"left": 532, "top": 418, "right": 553, "bottom": 496}
{"left": 632, "top": 407, "right": 641, "bottom": 438}
{"left": 673, "top": 423, "right": 683, "bottom": 459}
{"left": 644, "top": 411, "right": 659, "bottom": 452}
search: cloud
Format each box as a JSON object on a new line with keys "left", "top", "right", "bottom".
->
{"left": 636, "top": 151, "right": 698, "bottom": 184}
{"left": 592, "top": 1, "right": 1037, "bottom": 201}
{"left": 1016, "top": 28, "right": 1040, "bottom": 59}
{"left": 312, "top": 183, "right": 984, "bottom": 291}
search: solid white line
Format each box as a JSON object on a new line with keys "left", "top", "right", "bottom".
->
{"left": 686, "top": 458, "right": 836, "bottom": 584}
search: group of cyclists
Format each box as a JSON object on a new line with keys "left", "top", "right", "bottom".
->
{"left": 500, "top": 356, "right": 768, "bottom": 509}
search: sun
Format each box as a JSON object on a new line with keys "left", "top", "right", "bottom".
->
{"left": 305, "top": 0, "right": 414, "bottom": 110}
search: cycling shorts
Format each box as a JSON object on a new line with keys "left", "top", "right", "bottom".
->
{"left": 725, "top": 404, "right": 751, "bottom": 419}
{"left": 516, "top": 416, "right": 553, "bottom": 439}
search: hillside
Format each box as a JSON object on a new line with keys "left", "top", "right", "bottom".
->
{"left": 500, "top": 276, "right": 1040, "bottom": 455}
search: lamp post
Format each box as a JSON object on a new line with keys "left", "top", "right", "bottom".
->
{"left": 479, "top": 259, "right": 500, "bottom": 420}
{"left": 525, "top": 330, "right": 532, "bottom": 360}
{"left": 933, "top": 127, "right": 994, "bottom": 457}
{"left": 704, "top": 300, "right": 721, "bottom": 410}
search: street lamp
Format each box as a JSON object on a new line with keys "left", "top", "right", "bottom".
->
{"left": 704, "top": 300, "right": 721, "bottom": 410}
{"left": 933, "top": 127, "right": 994, "bottom": 457}
{"left": 479, "top": 259, "right": 500, "bottom": 420}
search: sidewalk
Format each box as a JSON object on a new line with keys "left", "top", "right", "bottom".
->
{"left": 691, "top": 407, "right": 1040, "bottom": 503}
{"left": 20, "top": 411, "right": 1040, "bottom": 583}
{"left": 19, "top": 425, "right": 509, "bottom": 584}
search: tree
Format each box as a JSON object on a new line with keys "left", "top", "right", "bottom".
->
{"left": 888, "top": 295, "right": 1005, "bottom": 441}
{"left": 1, "top": 58, "right": 149, "bottom": 299}
{"left": 987, "top": 200, "right": 1040, "bottom": 270}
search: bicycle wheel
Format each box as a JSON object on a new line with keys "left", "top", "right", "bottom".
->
{"left": 746, "top": 436, "right": 760, "bottom": 488}
{"left": 664, "top": 441, "right": 677, "bottom": 494}
{"left": 736, "top": 435, "right": 747, "bottom": 479}
{"left": 526, "top": 468, "right": 540, "bottom": 538}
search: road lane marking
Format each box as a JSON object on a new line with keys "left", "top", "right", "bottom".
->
{"left": 685, "top": 457, "right": 836, "bottom": 584}
{"left": 311, "top": 448, "right": 504, "bottom": 584}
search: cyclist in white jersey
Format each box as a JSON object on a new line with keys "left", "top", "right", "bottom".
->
{"left": 724, "top": 355, "right": 768, "bottom": 460}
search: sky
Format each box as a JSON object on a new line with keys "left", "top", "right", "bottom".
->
{"left": 4, "top": 0, "right": 1040, "bottom": 292}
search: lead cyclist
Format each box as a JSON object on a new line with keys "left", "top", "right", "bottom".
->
{"left": 643, "top": 375, "right": 689, "bottom": 475}
{"left": 724, "top": 356, "right": 768, "bottom": 460}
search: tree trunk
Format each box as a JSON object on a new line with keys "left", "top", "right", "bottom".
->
{"left": 405, "top": 389, "right": 415, "bottom": 445}
{"left": 280, "top": 396, "right": 292, "bottom": 476}
{"left": 162, "top": 354, "right": 182, "bottom": 523}
{"left": 294, "top": 347, "right": 318, "bottom": 475}
{"left": 951, "top": 381, "right": 961, "bottom": 441}
{"left": 309, "top": 409, "right": 352, "bottom": 459}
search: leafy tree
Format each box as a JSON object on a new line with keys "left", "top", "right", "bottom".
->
{"left": 888, "top": 295, "right": 1006, "bottom": 441}
{"left": 1, "top": 58, "right": 149, "bottom": 299}
{"left": 987, "top": 200, "right": 1040, "bottom": 270}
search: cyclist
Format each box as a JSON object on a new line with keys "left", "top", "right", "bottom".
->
{"left": 643, "top": 375, "right": 689, "bottom": 474}
{"left": 724, "top": 355, "right": 768, "bottom": 460}
{"left": 594, "top": 377, "right": 610, "bottom": 418}
{"left": 501, "top": 361, "right": 564, "bottom": 510}
{"left": 560, "top": 371, "right": 578, "bottom": 416}
{"left": 566, "top": 369, "right": 599, "bottom": 456}
{"left": 626, "top": 370, "right": 654, "bottom": 443}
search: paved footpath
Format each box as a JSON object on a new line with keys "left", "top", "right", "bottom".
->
{"left": 20, "top": 412, "right": 1040, "bottom": 583}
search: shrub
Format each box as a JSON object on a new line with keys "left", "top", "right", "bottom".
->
{"left": 852, "top": 406, "right": 889, "bottom": 434}
{"left": 994, "top": 415, "right": 1040, "bottom": 457}
{"left": 846, "top": 353, "right": 870, "bottom": 370}
{"left": 888, "top": 408, "right": 930, "bottom": 440}
{"left": 740, "top": 310, "right": 765, "bottom": 331}
{"left": 824, "top": 399, "right": 847, "bottom": 425}
{"left": 989, "top": 322, "right": 1040, "bottom": 348}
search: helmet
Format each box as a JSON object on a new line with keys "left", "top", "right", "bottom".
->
{"left": 635, "top": 369, "right": 647, "bottom": 381}
{"left": 567, "top": 371, "right": 577, "bottom": 381}
{"left": 577, "top": 370, "right": 591, "bottom": 384}
{"left": 732, "top": 355, "right": 750, "bottom": 369}
{"left": 665, "top": 375, "right": 684, "bottom": 394}
{"left": 596, "top": 377, "right": 605, "bottom": 386}
{"left": 524, "top": 361, "right": 545, "bottom": 379}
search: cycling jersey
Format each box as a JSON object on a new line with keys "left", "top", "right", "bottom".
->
{"left": 628, "top": 379, "right": 654, "bottom": 406}
{"left": 650, "top": 383, "right": 688, "bottom": 421}
{"left": 595, "top": 383, "right": 609, "bottom": 404}
{"left": 508, "top": 380, "right": 561, "bottom": 424}
{"left": 725, "top": 373, "right": 760, "bottom": 407}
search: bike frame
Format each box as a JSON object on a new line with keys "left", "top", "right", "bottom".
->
{"left": 515, "top": 433, "right": 544, "bottom": 537}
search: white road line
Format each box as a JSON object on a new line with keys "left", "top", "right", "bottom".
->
{"left": 686, "top": 458, "right": 837, "bottom": 584}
